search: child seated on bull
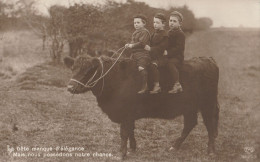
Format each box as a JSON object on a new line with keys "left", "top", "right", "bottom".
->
{"left": 165, "top": 11, "right": 185, "bottom": 93}
{"left": 125, "top": 14, "right": 151, "bottom": 94}
{"left": 144, "top": 13, "right": 168, "bottom": 94}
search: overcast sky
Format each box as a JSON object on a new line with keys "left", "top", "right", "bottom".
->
{"left": 14, "top": 0, "right": 260, "bottom": 27}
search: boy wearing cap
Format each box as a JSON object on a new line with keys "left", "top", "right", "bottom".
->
{"left": 125, "top": 14, "right": 151, "bottom": 94}
{"left": 166, "top": 11, "right": 185, "bottom": 93}
{"left": 144, "top": 13, "right": 168, "bottom": 94}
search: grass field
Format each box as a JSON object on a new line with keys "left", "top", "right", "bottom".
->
{"left": 0, "top": 28, "right": 259, "bottom": 162}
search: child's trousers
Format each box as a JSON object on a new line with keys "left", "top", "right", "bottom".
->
{"left": 150, "top": 57, "right": 182, "bottom": 84}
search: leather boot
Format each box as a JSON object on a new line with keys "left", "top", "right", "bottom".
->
{"left": 150, "top": 82, "right": 161, "bottom": 94}
{"left": 168, "top": 82, "right": 183, "bottom": 94}
{"left": 138, "top": 70, "right": 148, "bottom": 94}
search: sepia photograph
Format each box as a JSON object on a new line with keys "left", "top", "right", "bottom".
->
{"left": 0, "top": 0, "right": 259, "bottom": 161}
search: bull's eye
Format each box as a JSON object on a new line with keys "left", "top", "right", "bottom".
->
{"left": 71, "top": 66, "right": 82, "bottom": 75}
{"left": 84, "top": 66, "right": 94, "bottom": 75}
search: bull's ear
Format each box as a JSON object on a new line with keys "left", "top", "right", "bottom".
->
{"left": 64, "top": 57, "right": 75, "bottom": 69}
{"left": 92, "top": 58, "right": 100, "bottom": 67}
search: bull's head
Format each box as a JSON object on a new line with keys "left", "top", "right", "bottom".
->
{"left": 64, "top": 56, "right": 100, "bottom": 94}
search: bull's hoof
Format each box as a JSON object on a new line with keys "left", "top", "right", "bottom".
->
{"left": 130, "top": 141, "right": 136, "bottom": 152}
{"left": 208, "top": 152, "right": 215, "bottom": 157}
{"left": 130, "top": 148, "right": 136, "bottom": 153}
{"left": 121, "top": 148, "right": 127, "bottom": 160}
{"left": 207, "top": 146, "right": 216, "bottom": 156}
{"left": 168, "top": 146, "right": 178, "bottom": 152}
{"left": 173, "top": 140, "right": 182, "bottom": 150}
{"left": 121, "top": 154, "right": 127, "bottom": 160}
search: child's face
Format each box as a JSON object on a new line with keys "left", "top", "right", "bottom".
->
{"left": 169, "top": 16, "right": 181, "bottom": 29}
{"left": 134, "top": 18, "right": 145, "bottom": 30}
{"left": 153, "top": 17, "right": 165, "bottom": 30}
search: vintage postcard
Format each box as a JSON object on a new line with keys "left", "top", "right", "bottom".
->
{"left": 0, "top": 0, "right": 259, "bottom": 161}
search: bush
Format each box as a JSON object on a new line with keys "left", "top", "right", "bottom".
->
{"left": 0, "top": 0, "right": 214, "bottom": 60}
{"left": 55, "top": 1, "right": 202, "bottom": 56}
{"left": 195, "top": 17, "right": 213, "bottom": 30}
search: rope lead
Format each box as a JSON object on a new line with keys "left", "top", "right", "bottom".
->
{"left": 70, "top": 46, "right": 126, "bottom": 88}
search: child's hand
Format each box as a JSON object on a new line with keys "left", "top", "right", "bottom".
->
{"left": 125, "top": 44, "right": 133, "bottom": 48}
{"left": 163, "top": 50, "right": 168, "bottom": 56}
{"left": 144, "top": 45, "right": 151, "bottom": 51}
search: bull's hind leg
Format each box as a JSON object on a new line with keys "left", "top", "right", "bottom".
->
{"left": 173, "top": 112, "right": 198, "bottom": 150}
{"left": 213, "top": 103, "right": 220, "bottom": 139}
{"left": 128, "top": 121, "right": 136, "bottom": 152}
{"left": 201, "top": 105, "right": 218, "bottom": 155}
{"left": 120, "top": 123, "right": 128, "bottom": 159}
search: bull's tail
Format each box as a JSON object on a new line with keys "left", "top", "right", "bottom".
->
{"left": 213, "top": 97, "right": 220, "bottom": 138}
{"left": 210, "top": 57, "right": 219, "bottom": 138}
{"left": 210, "top": 57, "right": 219, "bottom": 139}
{"left": 198, "top": 56, "right": 220, "bottom": 138}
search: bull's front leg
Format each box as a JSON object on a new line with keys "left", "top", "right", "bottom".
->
{"left": 120, "top": 120, "right": 135, "bottom": 160}
{"left": 129, "top": 121, "right": 136, "bottom": 152}
{"left": 120, "top": 122, "right": 128, "bottom": 160}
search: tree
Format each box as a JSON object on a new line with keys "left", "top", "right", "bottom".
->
{"left": 195, "top": 17, "right": 213, "bottom": 30}
{"left": 48, "top": 5, "right": 67, "bottom": 63}
{"left": 0, "top": 1, "right": 8, "bottom": 30}
{"left": 65, "top": 3, "right": 104, "bottom": 57}
{"left": 16, "top": 0, "right": 49, "bottom": 50}
{"left": 0, "top": 1, "right": 17, "bottom": 30}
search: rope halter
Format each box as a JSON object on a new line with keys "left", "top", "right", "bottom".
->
{"left": 69, "top": 57, "right": 103, "bottom": 88}
{"left": 69, "top": 46, "right": 126, "bottom": 90}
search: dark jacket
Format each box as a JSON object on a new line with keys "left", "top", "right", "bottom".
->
{"left": 131, "top": 28, "right": 150, "bottom": 53}
{"left": 167, "top": 28, "right": 185, "bottom": 62}
{"left": 150, "top": 29, "right": 168, "bottom": 60}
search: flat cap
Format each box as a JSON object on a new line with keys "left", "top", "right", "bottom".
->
{"left": 170, "top": 11, "right": 183, "bottom": 22}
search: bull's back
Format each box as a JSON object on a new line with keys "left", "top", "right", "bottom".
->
{"left": 137, "top": 57, "right": 219, "bottom": 119}
{"left": 98, "top": 57, "right": 219, "bottom": 122}
{"left": 182, "top": 57, "right": 219, "bottom": 95}
{"left": 153, "top": 57, "right": 219, "bottom": 93}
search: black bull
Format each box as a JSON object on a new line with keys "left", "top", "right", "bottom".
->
{"left": 64, "top": 55, "right": 220, "bottom": 159}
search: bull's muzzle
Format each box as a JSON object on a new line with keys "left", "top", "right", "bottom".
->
{"left": 67, "top": 85, "right": 74, "bottom": 93}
